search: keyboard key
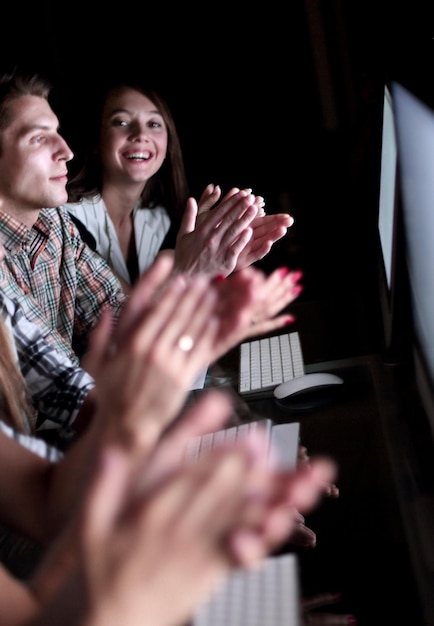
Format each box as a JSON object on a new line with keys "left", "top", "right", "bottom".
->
{"left": 193, "top": 553, "right": 301, "bottom": 626}
{"left": 184, "top": 420, "right": 298, "bottom": 471}
{"left": 239, "top": 332, "right": 305, "bottom": 397}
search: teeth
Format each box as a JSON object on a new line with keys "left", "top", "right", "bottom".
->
{"left": 127, "top": 152, "right": 150, "bottom": 160}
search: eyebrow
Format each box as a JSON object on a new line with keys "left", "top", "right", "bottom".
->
{"left": 19, "top": 122, "right": 59, "bottom": 136}
{"left": 109, "top": 107, "right": 163, "bottom": 117}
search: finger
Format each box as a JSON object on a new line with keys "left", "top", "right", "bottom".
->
{"left": 215, "top": 186, "right": 239, "bottom": 204}
{"left": 326, "top": 483, "right": 340, "bottom": 498}
{"left": 115, "top": 252, "right": 175, "bottom": 343}
{"left": 85, "top": 308, "right": 115, "bottom": 375}
{"left": 251, "top": 213, "right": 294, "bottom": 232}
{"left": 302, "top": 592, "right": 342, "bottom": 612}
{"left": 178, "top": 451, "right": 249, "bottom": 536}
{"left": 253, "top": 225, "right": 289, "bottom": 246}
{"left": 140, "top": 447, "right": 250, "bottom": 543}
{"left": 197, "top": 183, "right": 222, "bottom": 213}
{"left": 230, "top": 503, "right": 301, "bottom": 565}
{"left": 120, "top": 274, "right": 201, "bottom": 354}
{"left": 152, "top": 276, "right": 218, "bottom": 350}
{"left": 243, "top": 315, "right": 296, "bottom": 340}
{"left": 287, "top": 520, "right": 317, "bottom": 548}
{"left": 173, "top": 390, "right": 235, "bottom": 443}
{"left": 197, "top": 189, "right": 256, "bottom": 234}
{"left": 220, "top": 205, "right": 258, "bottom": 241}
{"left": 178, "top": 197, "right": 199, "bottom": 236}
{"left": 134, "top": 391, "right": 235, "bottom": 495}
{"left": 221, "top": 229, "right": 254, "bottom": 271}
{"left": 286, "top": 458, "right": 338, "bottom": 511}
{"left": 105, "top": 275, "right": 214, "bottom": 399}
{"left": 172, "top": 312, "right": 220, "bottom": 383}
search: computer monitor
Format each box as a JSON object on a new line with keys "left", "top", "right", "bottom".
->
{"left": 375, "top": 84, "right": 411, "bottom": 363}
{"left": 392, "top": 81, "right": 434, "bottom": 437}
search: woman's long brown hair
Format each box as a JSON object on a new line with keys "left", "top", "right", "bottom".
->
{"left": 0, "top": 317, "right": 34, "bottom": 433}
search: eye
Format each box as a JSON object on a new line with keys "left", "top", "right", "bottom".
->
{"left": 31, "top": 135, "right": 46, "bottom": 144}
{"left": 112, "top": 118, "right": 129, "bottom": 128}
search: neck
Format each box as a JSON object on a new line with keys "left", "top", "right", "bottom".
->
{"left": 101, "top": 182, "right": 144, "bottom": 227}
{"left": 0, "top": 204, "right": 41, "bottom": 230}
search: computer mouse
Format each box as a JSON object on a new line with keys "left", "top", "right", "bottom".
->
{"left": 273, "top": 372, "right": 344, "bottom": 413}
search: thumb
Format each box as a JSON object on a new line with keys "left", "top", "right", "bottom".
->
{"left": 83, "top": 309, "right": 114, "bottom": 377}
{"left": 178, "top": 196, "right": 198, "bottom": 236}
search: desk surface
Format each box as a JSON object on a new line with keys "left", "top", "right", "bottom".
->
{"left": 205, "top": 297, "right": 433, "bottom": 625}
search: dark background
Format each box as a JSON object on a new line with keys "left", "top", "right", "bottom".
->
{"left": 2, "top": 0, "right": 434, "bottom": 321}
{"left": 2, "top": 4, "right": 434, "bottom": 622}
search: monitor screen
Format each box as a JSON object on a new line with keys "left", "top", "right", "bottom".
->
{"left": 392, "top": 81, "right": 434, "bottom": 436}
{"left": 378, "top": 85, "right": 398, "bottom": 294}
{"left": 375, "top": 84, "right": 410, "bottom": 362}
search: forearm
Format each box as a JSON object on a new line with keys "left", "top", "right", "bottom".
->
{"left": 0, "top": 565, "right": 40, "bottom": 626}
{"left": 26, "top": 520, "right": 83, "bottom": 619}
{"left": 41, "top": 417, "right": 104, "bottom": 539}
{"left": 25, "top": 423, "right": 106, "bottom": 614}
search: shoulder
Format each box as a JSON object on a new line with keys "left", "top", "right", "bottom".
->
{"left": 63, "top": 198, "right": 104, "bottom": 251}
{"left": 63, "top": 194, "right": 103, "bottom": 217}
{"left": 51, "top": 207, "right": 97, "bottom": 250}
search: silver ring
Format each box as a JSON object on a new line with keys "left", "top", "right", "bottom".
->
{"left": 178, "top": 334, "right": 194, "bottom": 352}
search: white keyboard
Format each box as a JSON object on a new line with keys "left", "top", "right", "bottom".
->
{"left": 193, "top": 553, "right": 301, "bottom": 626}
{"left": 239, "top": 332, "right": 305, "bottom": 398}
{"left": 184, "top": 419, "right": 300, "bottom": 470}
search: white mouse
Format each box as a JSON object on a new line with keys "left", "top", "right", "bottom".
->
{"left": 274, "top": 372, "right": 344, "bottom": 401}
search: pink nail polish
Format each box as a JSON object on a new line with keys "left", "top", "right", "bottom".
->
{"left": 291, "top": 269, "right": 303, "bottom": 282}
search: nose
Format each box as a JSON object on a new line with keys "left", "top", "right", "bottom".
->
{"left": 130, "top": 122, "right": 148, "bottom": 142}
{"left": 55, "top": 136, "right": 74, "bottom": 162}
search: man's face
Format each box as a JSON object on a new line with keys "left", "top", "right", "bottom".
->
{"left": 0, "top": 95, "right": 73, "bottom": 217}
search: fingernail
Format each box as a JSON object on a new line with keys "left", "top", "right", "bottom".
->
{"left": 290, "top": 270, "right": 303, "bottom": 282}
{"left": 291, "top": 285, "right": 303, "bottom": 297}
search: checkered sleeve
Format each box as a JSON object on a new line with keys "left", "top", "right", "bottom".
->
{"left": 0, "top": 421, "right": 63, "bottom": 461}
{"left": 1, "top": 294, "right": 94, "bottom": 436}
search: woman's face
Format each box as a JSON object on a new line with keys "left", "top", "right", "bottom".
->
{"left": 98, "top": 86, "right": 168, "bottom": 187}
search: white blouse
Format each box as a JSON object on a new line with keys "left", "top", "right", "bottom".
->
{"left": 64, "top": 195, "right": 171, "bottom": 285}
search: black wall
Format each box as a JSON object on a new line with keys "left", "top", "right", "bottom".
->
{"left": 1, "top": 0, "right": 433, "bottom": 309}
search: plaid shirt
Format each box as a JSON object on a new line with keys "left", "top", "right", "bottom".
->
{"left": 0, "top": 290, "right": 94, "bottom": 437}
{"left": 0, "top": 421, "right": 63, "bottom": 461}
{"left": 0, "top": 207, "right": 127, "bottom": 364}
